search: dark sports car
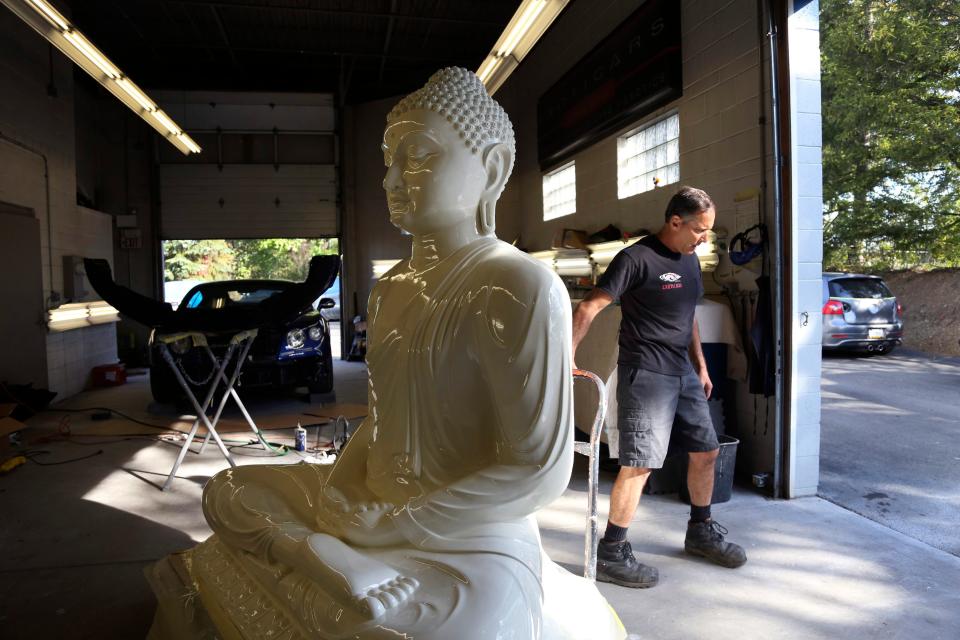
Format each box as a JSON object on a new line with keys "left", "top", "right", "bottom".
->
{"left": 149, "top": 279, "right": 336, "bottom": 404}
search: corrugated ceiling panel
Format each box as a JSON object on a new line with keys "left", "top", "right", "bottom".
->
{"left": 160, "top": 165, "right": 337, "bottom": 239}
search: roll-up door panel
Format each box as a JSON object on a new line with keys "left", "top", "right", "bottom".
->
{"left": 160, "top": 164, "right": 337, "bottom": 239}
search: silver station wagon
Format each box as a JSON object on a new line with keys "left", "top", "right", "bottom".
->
{"left": 821, "top": 272, "right": 904, "bottom": 354}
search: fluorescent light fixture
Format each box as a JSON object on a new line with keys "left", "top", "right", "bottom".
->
{"left": 497, "top": 0, "right": 546, "bottom": 57}
{"left": 26, "top": 0, "right": 66, "bottom": 30}
{"left": 0, "top": 0, "right": 200, "bottom": 155}
{"left": 178, "top": 133, "right": 202, "bottom": 154}
{"left": 63, "top": 30, "right": 120, "bottom": 79}
{"left": 150, "top": 110, "right": 181, "bottom": 136}
{"left": 477, "top": 0, "right": 569, "bottom": 94}
{"left": 116, "top": 77, "right": 155, "bottom": 112}
{"left": 47, "top": 301, "right": 120, "bottom": 332}
{"left": 477, "top": 56, "right": 503, "bottom": 84}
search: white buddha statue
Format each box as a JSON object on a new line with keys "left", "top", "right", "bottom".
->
{"left": 173, "top": 67, "right": 626, "bottom": 640}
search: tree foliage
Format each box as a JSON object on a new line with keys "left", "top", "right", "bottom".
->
{"left": 821, "top": 0, "right": 960, "bottom": 269}
{"left": 163, "top": 238, "right": 339, "bottom": 282}
{"left": 163, "top": 240, "right": 235, "bottom": 281}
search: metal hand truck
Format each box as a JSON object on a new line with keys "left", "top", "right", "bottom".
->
{"left": 572, "top": 368, "right": 608, "bottom": 582}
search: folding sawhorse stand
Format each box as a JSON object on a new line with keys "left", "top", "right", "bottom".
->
{"left": 157, "top": 329, "right": 267, "bottom": 491}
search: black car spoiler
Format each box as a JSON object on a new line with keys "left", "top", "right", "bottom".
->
{"left": 83, "top": 255, "right": 340, "bottom": 334}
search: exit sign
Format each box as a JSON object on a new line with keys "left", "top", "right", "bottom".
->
{"left": 119, "top": 229, "right": 142, "bottom": 250}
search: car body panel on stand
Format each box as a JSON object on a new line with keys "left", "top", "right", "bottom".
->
{"left": 149, "top": 280, "right": 336, "bottom": 403}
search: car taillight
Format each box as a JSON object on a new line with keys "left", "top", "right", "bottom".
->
{"left": 822, "top": 300, "right": 844, "bottom": 315}
{"left": 896, "top": 302, "right": 903, "bottom": 315}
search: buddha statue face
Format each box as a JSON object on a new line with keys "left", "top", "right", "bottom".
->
{"left": 382, "top": 109, "right": 489, "bottom": 237}
{"left": 382, "top": 67, "right": 516, "bottom": 238}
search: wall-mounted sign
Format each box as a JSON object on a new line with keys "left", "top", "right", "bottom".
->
{"left": 119, "top": 228, "right": 142, "bottom": 250}
{"left": 537, "top": 0, "right": 682, "bottom": 170}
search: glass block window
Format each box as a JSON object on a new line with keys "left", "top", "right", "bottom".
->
{"left": 617, "top": 112, "right": 680, "bottom": 199}
{"left": 542, "top": 161, "right": 576, "bottom": 221}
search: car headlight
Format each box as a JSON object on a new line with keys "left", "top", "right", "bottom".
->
{"left": 286, "top": 328, "right": 306, "bottom": 349}
{"left": 307, "top": 326, "right": 323, "bottom": 341}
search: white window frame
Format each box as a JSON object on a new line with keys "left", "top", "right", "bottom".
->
{"left": 542, "top": 161, "right": 577, "bottom": 221}
{"left": 617, "top": 111, "right": 680, "bottom": 199}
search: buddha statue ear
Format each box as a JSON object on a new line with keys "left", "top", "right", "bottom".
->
{"left": 477, "top": 143, "right": 514, "bottom": 236}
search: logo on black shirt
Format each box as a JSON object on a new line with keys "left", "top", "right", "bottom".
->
{"left": 659, "top": 272, "right": 683, "bottom": 290}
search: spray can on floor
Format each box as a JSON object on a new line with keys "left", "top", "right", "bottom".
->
{"left": 294, "top": 422, "right": 307, "bottom": 452}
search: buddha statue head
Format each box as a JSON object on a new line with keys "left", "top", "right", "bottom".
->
{"left": 382, "top": 67, "right": 516, "bottom": 238}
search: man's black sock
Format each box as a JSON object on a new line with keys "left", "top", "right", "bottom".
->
{"left": 601, "top": 521, "right": 628, "bottom": 544}
{"left": 690, "top": 504, "right": 712, "bottom": 523}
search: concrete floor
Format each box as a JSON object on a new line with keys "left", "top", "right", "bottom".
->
{"left": 1, "top": 361, "right": 958, "bottom": 639}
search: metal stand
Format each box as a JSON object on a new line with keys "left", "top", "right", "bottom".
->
{"left": 158, "top": 330, "right": 261, "bottom": 491}
{"left": 572, "top": 368, "right": 607, "bottom": 582}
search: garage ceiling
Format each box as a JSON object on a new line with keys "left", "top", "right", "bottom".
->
{"left": 67, "top": 0, "right": 521, "bottom": 103}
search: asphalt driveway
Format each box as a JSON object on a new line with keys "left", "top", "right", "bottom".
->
{"left": 819, "top": 348, "right": 960, "bottom": 556}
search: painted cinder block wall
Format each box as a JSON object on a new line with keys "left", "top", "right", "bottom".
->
{"left": 0, "top": 9, "right": 158, "bottom": 398}
{"left": 494, "top": 0, "right": 823, "bottom": 495}
{"left": 495, "top": 0, "right": 781, "bottom": 479}
{"left": 786, "top": 0, "right": 824, "bottom": 497}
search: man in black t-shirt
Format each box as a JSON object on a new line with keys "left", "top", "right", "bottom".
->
{"left": 572, "top": 186, "right": 747, "bottom": 589}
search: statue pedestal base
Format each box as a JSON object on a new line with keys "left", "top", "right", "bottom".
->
{"left": 145, "top": 539, "right": 627, "bottom": 640}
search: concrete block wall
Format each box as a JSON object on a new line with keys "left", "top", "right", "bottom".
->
{"left": 497, "top": 0, "right": 773, "bottom": 254}
{"left": 787, "top": 0, "right": 824, "bottom": 496}
{"left": 0, "top": 9, "right": 118, "bottom": 399}
{"left": 45, "top": 205, "right": 115, "bottom": 398}
{"left": 495, "top": 0, "right": 781, "bottom": 476}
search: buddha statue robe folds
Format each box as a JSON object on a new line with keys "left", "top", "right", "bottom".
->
{"left": 146, "top": 67, "right": 627, "bottom": 640}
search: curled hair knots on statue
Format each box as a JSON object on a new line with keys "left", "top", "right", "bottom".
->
{"left": 387, "top": 67, "right": 516, "bottom": 160}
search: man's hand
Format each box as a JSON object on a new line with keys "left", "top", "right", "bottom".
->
{"left": 698, "top": 367, "right": 713, "bottom": 400}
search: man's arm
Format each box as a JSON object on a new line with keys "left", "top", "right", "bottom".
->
{"left": 689, "top": 317, "right": 713, "bottom": 399}
{"left": 572, "top": 288, "right": 614, "bottom": 367}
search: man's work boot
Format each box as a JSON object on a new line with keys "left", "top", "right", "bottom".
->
{"left": 684, "top": 519, "right": 747, "bottom": 568}
{"left": 596, "top": 540, "right": 659, "bottom": 588}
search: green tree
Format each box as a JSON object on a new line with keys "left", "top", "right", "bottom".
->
{"left": 163, "top": 239, "right": 236, "bottom": 281}
{"left": 231, "top": 238, "right": 339, "bottom": 280}
{"left": 821, "top": 0, "right": 960, "bottom": 270}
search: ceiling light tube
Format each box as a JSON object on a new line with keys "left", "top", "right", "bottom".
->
{"left": 178, "top": 133, "right": 201, "bottom": 154}
{"left": 476, "top": 56, "right": 498, "bottom": 81}
{"left": 150, "top": 110, "right": 181, "bottom": 136}
{"left": 497, "top": 0, "right": 546, "bottom": 57}
{"left": 482, "top": 56, "right": 518, "bottom": 94}
{"left": 477, "top": 0, "right": 568, "bottom": 94}
{"left": 26, "top": 0, "right": 67, "bottom": 30}
{"left": 63, "top": 30, "right": 120, "bottom": 79}
{"left": 478, "top": 56, "right": 503, "bottom": 84}
{"left": 116, "top": 77, "right": 156, "bottom": 112}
